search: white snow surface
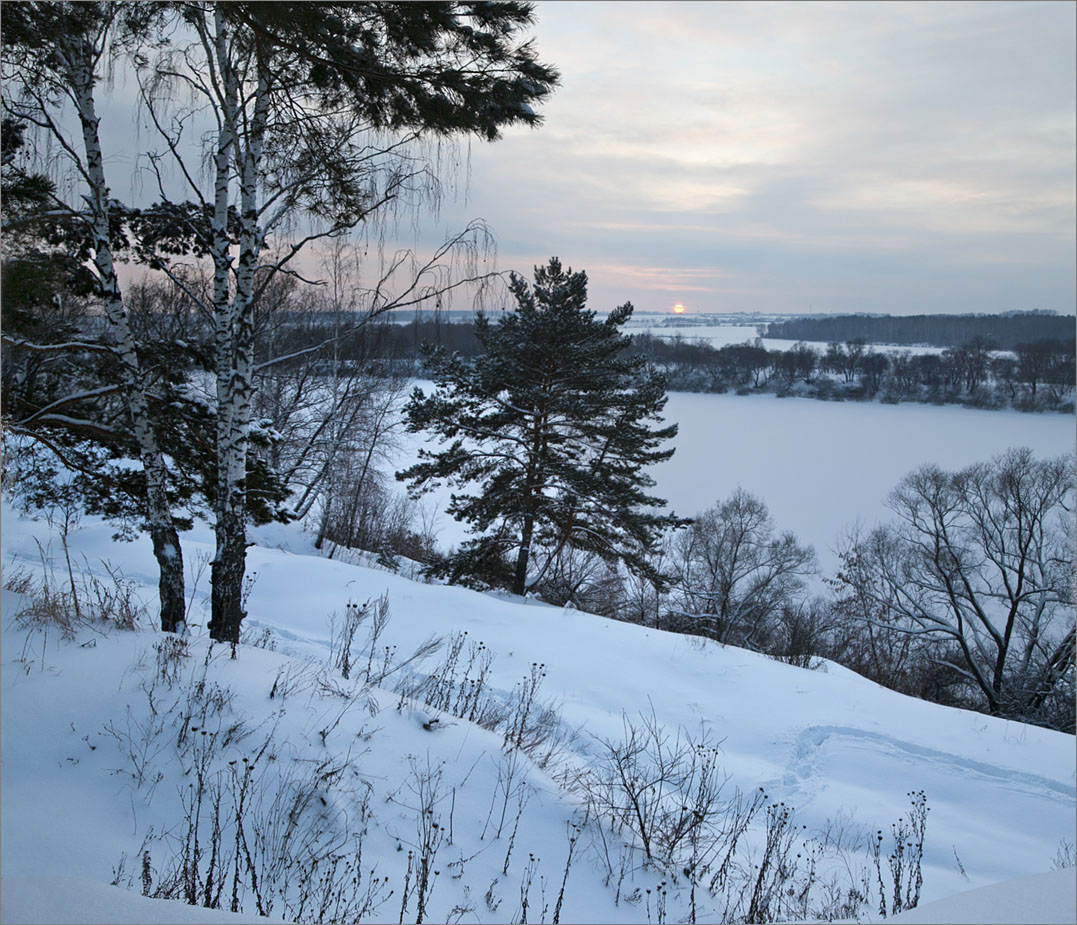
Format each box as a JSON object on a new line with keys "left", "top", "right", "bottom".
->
{"left": 880, "top": 868, "right": 1076, "bottom": 924}
{"left": 4, "top": 868, "right": 1073, "bottom": 925}
{"left": 2, "top": 488, "right": 1074, "bottom": 924}
{"left": 1, "top": 875, "right": 269, "bottom": 924}
{"left": 402, "top": 387, "right": 1075, "bottom": 577}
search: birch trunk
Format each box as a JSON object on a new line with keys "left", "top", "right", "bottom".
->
{"left": 67, "top": 34, "right": 186, "bottom": 632}
{"left": 207, "top": 15, "right": 269, "bottom": 642}
{"left": 206, "top": 8, "right": 242, "bottom": 642}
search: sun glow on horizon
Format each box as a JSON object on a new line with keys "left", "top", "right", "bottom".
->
{"left": 672, "top": 303, "right": 687, "bottom": 314}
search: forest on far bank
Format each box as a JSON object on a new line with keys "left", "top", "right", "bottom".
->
{"left": 243, "top": 303, "right": 1075, "bottom": 414}
{"left": 762, "top": 310, "right": 1074, "bottom": 349}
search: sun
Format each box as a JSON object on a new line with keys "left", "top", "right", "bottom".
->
{"left": 672, "top": 303, "right": 686, "bottom": 314}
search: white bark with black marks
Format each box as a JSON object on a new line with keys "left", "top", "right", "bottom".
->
{"left": 60, "top": 23, "right": 187, "bottom": 633}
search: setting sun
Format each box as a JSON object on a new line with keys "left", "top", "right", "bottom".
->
{"left": 672, "top": 303, "right": 686, "bottom": 314}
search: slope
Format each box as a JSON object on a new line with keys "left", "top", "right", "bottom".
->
{"left": 1, "top": 501, "right": 1073, "bottom": 923}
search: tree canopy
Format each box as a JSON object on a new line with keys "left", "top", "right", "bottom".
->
{"left": 833, "top": 448, "right": 1075, "bottom": 730}
{"left": 2, "top": 0, "right": 559, "bottom": 642}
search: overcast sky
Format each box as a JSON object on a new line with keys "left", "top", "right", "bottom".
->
{"left": 429, "top": 1, "right": 1076, "bottom": 317}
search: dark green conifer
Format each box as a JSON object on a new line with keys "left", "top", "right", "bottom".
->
{"left": 399, "top": 258, "right": 687, "bottom": 596}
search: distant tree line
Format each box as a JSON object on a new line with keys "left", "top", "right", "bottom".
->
{"left": 630, "top": 333, "right": 1075, "bottom": 413}
{"left": 247, "top": 316, "right": 1076, "bottom": 414}
{"left": 762, "top": 311, "right": 1074, "bottom": 350}
{"left": 258, "top": 311, "right": 484, "bottom": 375}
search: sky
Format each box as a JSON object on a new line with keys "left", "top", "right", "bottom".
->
{"left": 427, "top": 1, "right": 1077, "bottom": 317}
{"left": 24, "top": 1, "right": 1074, "bottom": 319}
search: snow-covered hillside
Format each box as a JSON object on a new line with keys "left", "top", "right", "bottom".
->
{"left": 2, "top": 501, "right": 1074, "bottom": 924}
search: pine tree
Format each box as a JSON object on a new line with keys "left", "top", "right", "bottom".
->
{"left": 399, "top": 258, "right": 687, "bottom": 596}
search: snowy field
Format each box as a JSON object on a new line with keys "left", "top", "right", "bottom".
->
{"left": 623, "top": 321, "right": 951, "bottom": 355}
{"left": 402, "top": 388, "right": 1076, "bottom": 577}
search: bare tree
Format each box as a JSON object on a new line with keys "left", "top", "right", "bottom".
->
{"left": 833, "top": 448, "right": 1075, "bottom": 730}
{"left": 666, "top": 489, "right": 817, "bottom": 652}
{"left": 859, "top": 352, "right": 889, "bottom": 397}
{"left": 825, "top": 339, "right": 866, "bottom": 385}
{"left": 944, "top": 336, "right": 996, "bottom": 395}
{"left": 244, "top": 251, "right": 414, "bottom": 545}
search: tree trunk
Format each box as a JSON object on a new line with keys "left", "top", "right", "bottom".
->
{"left": 152, "top": 526, "right": 187, "bottom": 633}
{"left": 209, "top": 507, "right": 246, "bottom": 644}
{"left": 513, "top": 514, "right": 534, "bottom": 596}
{"left": 205, "top": 9, "right": 266, "bottom": 644}
{"left": 69, "top": 34, "right": 186, "bottom": 633}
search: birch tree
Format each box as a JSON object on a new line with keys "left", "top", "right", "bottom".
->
{"left": 2, "top": 3, "right": 189, "bottom": 632}
{"left": 133, "top": 2, "right": 558, "bottom": 642}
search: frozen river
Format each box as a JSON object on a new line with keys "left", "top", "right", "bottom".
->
{"left": 397, "top": 386, "right": 1075, "bottom": 576}
{"left": 653, "top": 391, "right": 1074, "bottom": 573}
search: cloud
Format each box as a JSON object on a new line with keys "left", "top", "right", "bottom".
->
{"left": 584, "top": 262, "right": 731, "bottom": 293}
{"left": 415, "top": 1, "right": 1076, "bottom": 315}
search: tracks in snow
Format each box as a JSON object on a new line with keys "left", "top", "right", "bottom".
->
{"left": 776, "top": 724, "right": 1075, "bottom": 807}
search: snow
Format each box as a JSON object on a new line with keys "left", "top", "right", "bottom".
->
{"left": 6, "top": 866, "right": 1073, "bottom": 925}
{"left": 622, "top": 320, "right": 953, "bottom": 355}
{"left": 1, "top": 876, "right": 269, "bottom": 924}
{"left": 2, "top": 487, "right": 1074, "bottom": 924}
{"left": 881, "top": 868, "right": 1076, "bottom": 924}
{"left": 399, "top": 387, "right": 1075, "bottom": 576}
